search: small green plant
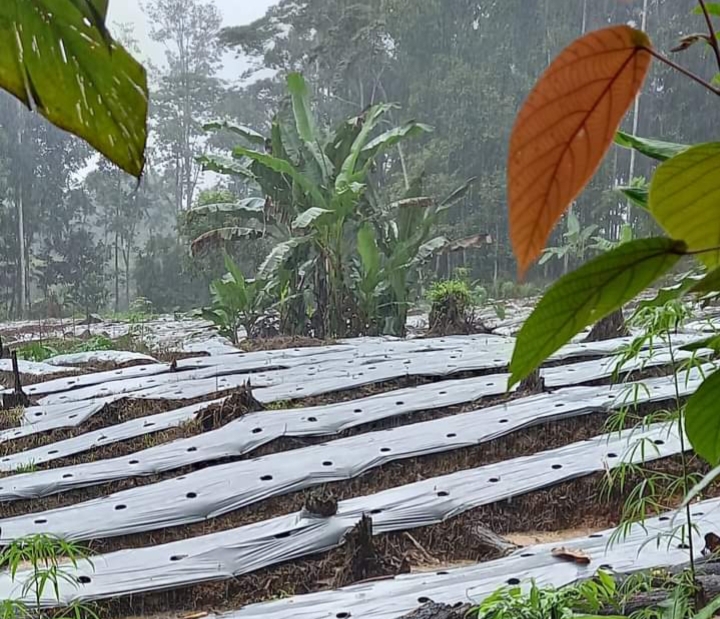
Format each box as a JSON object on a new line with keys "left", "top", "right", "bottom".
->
{"left": 201, "top": 253, "right": 271, "bottom": 344}
{"left": 475, "top": 575, "right": 621, "bottom": 619}
{"left": 15, "top": 342, "right": 59, "bottom": 363}
{"left": 13, "top": 461, "right": 38, "bottom": 475}
{"left": 0, "top": 534, "right": 98, "bottom": 619}
{"left": 427, "top": 278, "right": 478, "bottom": 335}
{"left": 603, "top": 301, "right": 704, "bottom": 580}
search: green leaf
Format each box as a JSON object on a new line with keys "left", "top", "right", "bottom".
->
{"left": 690, "top": 265, "right": 720, "bottom": 293}
{"left": 413, "top": 236, "right": 449, "bottom": 265}
{"left": 204, "top": 121, "right": 266, "bottom": 147}
{"left": 713, "top": 73, "right": 720, "bottom": 88}
{"left": 292, "top": 207, "right": 332, "bottom": 230}
{"left": 286, "top": 72, "right": 333, "bottom": 185}
{"left": 637, "top": 273, "right": 702, "bottom": 309}
{"left": 686, "top": 369, "right": 720, "bottom": 465}
{"left": 361, "top": 120, "right": 433, "bottom": 163}
{"left": 437, "top": 177, "right": 477, "bottom": 211}
{"left": 257, "top": 238, "right": 309, "bottom": 281}
{"left": 650, "top": 142, "right": 720, "bottom": 270}
{"left": 618, "top": 185, "right": 649, "bottom": 209}
{"left": 190, "top": 227, "right": 263, "bottom": 256}
{"left": 681, "top": 334, "right": 720, "bottom": 353}
{"left": 233, "top": 146, "right": 327, "bottom": 209}
{"left": 693, "top": 3, "right": 720, "bottom": 15}
{"left": 357, "top": 224, "right": 381, "bottom": 275}
{"left": 197, "top": 154, "right": 255, "bottom": 179}
{"left": 614, "top": 131, "right": 689, "bottom": 162}
{"left": 509, "top": 238, "right": 686, "bottom": 388}
{"left": 336, "top": 103, "right": 396, "bottom": 188}
{"left": 223, "top": 253, "right": 246, "bottom": 288}
{"left": 0, "top": 2, "right": 148, "bottom": 177}
{"left": 188, "top": 198, "right": 266, "bottom": 218}
{"left": 695, "top": 595, "right": 720, "bottom": 619}
{"left": 286, "top": 73, "right": 318, "bottom": 146}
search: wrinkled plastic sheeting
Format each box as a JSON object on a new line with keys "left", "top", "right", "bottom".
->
{"left": 0, "top": 422, "right": 695, "bottom": 605}
{"left": 0, "top": 365, "right": 707, "bottom": 503}
{"left": 44, "top": 351, "right": 158, "bottom": 366}
{"left": 0, "top": 400, "right": 115, "bottom": 444}
{"left": 541, "top": 346, "right": 713, "bottom": 388}
{"left": 0, "top": 399, "right": 225, "bottom": 472}
{"left": 0, "top": 359, "right": 75, "bottom": 376}
{"left": 226, "top": 503, "right": 719, "bottom": 619}
{"left": 0, "top": 386, "right": 686, "bottom": 541}
{"left": 9, "top": 332, "right": 685, "bottom": 403}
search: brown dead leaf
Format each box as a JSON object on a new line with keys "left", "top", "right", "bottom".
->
{"left": 551, "top": 546, "right": 592, "bottom": 565}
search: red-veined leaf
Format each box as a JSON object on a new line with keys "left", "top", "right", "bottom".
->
{"left": 508, "top": 25, "right": 652, "bottom": 275}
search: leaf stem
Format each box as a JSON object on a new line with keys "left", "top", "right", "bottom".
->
{"left": 645, "top": 47, "right": 720, "bottom": 96}
{"left": 698, "top": 0, "right": 720, "bottom": 72}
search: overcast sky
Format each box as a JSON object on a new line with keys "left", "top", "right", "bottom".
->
{"left": 108, "top": 0, "right": 278, "bottom": 81}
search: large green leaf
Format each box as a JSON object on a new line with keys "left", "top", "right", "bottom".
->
{"left": 614, "top": 131, "right": 689, "bottom": 162}
{"left": 257, "top": 238, "right": 309, "bottom": 281}
{"left": 618, "top": 185, "right": 649, "bottom": 210}
{"left": 637, "top": 272, "right": 703, "bottom": 308}
{"left": 437, "top": 177, "right": 477, "bottom": 212}
{"left": 336, "top": 103, "right": 398, "bottom": 189}
{"left": 686, "top": 369, "right": 720, "bottom": 465}
{"left": 690, "top": 265, "right": 720, "bottom": 294}
{"left": 292, "top": 207, "right": 332, "bottom": 230}
{"left": 188, "top": 198, "right": 266, "bottom": 219}
{"left": 197, "top": 154, "right": 255, "bottom": 179}
{"left": 412, "top": 236, "right": 449, "bottom": 265}
{"left": 190, "top": 227, "right": 263, "bottom": 256}
{"left": 286, "top": 73, "right": 318, "bottom": 146}
{"left": 286, "top": 72, "right": 332, "bottom": 185}
{"left": 357, "top": 224, "right": 381, "bottom": 276}
{"left": 361, "top": 121, "right": 433, "bottom": 164}
{"left": 0, "top": 2, "right": 148, "bottom": 177}
{"left": 650, "top": 143, "right": 720, "bottom": 269}
{"left": 509, "top": 238, "right": 686, "bottom": 388}
{"left": 233, "top": 146, "right": 327, "bottom": 209}
{"left": 204, "top": 121, "right": 266, "bottom": 147}
{"left": 693, "top": 3, "right": 720, "bottom": 15}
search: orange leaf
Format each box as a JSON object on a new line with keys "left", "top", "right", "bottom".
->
{"left": 508, "top": 25, "right": 652, "bottom": 276}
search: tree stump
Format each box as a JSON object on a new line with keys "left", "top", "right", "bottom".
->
{"left": 518, "top": 368, "right": 546, "bottom": 394}
{"left": 196, "top": 380, "right": 263, "bottom": 431}
{"left": 2, "top": 352, "right": 30, "bottom": 410}
{"left": 585, "top": 309, "right": 629, "bottom": 342}
{"left": 333, "top": 515, "right": 409, "bottom": 588}
{"left": 303, "top": 488, "right": 338, "bottom": 518}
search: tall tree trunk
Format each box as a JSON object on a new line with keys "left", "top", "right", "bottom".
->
{"left": 114, "top": 229, "right": 120, "bottom": 313}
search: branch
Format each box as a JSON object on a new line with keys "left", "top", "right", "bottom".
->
{"left": 645, "top": 47, "right": 720, "bottom": 96}
{"left": 698, "top": 0, "right": 720, "bottom": 72}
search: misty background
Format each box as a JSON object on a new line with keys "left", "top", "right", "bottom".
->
{"left": 0, "top": 0, "right": 715, "bottom": 323}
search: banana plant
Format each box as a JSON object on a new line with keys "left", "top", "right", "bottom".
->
{"left": 357, "top": 177, "right": 481, "bottom": 336}
{"left": 196, "top": 72, "right": 433, "bottom": 337}
{"left": 201, "top": 254, "right": 271, "bottom": 344}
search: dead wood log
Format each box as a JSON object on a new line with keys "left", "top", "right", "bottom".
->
{"left": 399, "top": 603, "right": 472, "bottom": 619}
{"left": 470, "top": 524, "right": 520, "bottom": 558}
{"left": 518, "top": 368, "right": 546, "bottom": 394}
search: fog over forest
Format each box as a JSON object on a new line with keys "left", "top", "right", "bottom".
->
{"left": 0, "top": 0, "right": 714, "bottom": 323}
